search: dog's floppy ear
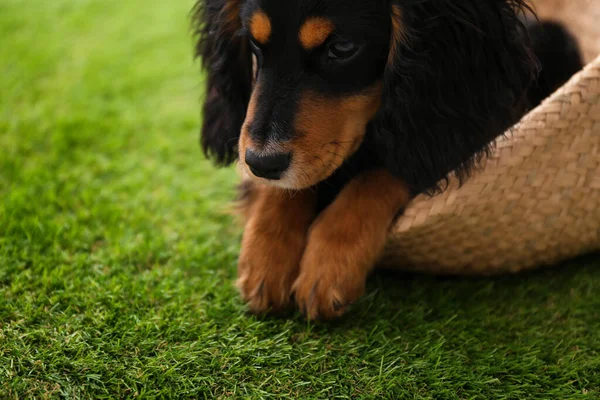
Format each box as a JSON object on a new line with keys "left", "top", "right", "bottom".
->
{"left": 372, "top": 0, "right": 539, "bottom": 195}
{"left": 192, "top": 0, "right": 252, "bottom": 165}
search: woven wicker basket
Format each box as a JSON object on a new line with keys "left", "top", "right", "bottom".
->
{"left": 382, "top": 4, "right": 600, "bottom": 275}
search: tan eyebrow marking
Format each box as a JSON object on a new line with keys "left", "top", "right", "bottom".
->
{"left": 249, "top": 10, "right": 272, "bottom": 44}
{"left": 299, "top": 17, "right": 335, "bottom": 50}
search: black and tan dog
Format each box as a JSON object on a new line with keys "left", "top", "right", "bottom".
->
{"left": 192, "top": 0, "right": 583, "bottom": 320}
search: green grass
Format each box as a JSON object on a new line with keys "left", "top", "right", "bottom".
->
{"left": 1, "top": 0, "right": 599, "bottom": 398}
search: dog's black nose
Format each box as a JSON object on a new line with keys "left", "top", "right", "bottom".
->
{"left": 245, "top": 149, "right": 291, "bottom": 180}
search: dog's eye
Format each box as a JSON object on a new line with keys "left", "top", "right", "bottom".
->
{"left": 249, "top": 37, "right": 262, "bottom": 53}
{"left": 248, "top": 37, "right": 264, "bottom": 69}
{"left": 327, "top": 40, "right": 358, "bottom": 60}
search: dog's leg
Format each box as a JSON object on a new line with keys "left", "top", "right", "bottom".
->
{"left": 237, "top": 182, "right": 317, "bottom": 314}
{"left": 293, "top": 169, "right": 411, "bottom": 320}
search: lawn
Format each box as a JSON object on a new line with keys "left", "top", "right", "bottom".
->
{"left": 1, "top": 0, "right": 599, "bottom": 398}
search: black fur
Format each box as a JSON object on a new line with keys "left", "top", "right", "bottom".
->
{"left": 370, "top": 0, "right": 539, "bottom": 195}
{"left": 193, "top": 0, "right": 252, "bottom": 165}
{"left": 525, "top": 20, "right": 584, "bottom": 107}
{"left": 192, "top": 0, "right": 583, "bottom": 197}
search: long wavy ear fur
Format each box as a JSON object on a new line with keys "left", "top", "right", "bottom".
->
{"left": 525, "top": 20, "right": 584, "bottom": 107}
{"left": 192, "top": 0, "right": 252, "bottom": 165}
{"left": 373, "top": 0, "right": 539, "bottom": 195}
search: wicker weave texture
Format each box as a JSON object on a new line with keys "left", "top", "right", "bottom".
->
{"left": 382, "top": 55, "right": 600, "bottom": 275}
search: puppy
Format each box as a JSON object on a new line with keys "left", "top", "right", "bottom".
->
{"left": 192, "top": 0, "right": 583, "bottom": 320}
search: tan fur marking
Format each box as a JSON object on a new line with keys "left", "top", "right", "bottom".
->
{"left": 249, "top": 10, "right": 272, "bottom": 44}
{"left": 237, "top": 183, "right": 317, "bottom": 314}
{"left": 299, "top": 17, "right": 335, "bottom": 50}
{"left": 239, "top": 82, "right": 382, "bottom": 188}
{"left": 238, "top": 70, "right": 383, "bottom": 189}
{"left": 288, "top": 83, "right": 382, "bottom": 188}
{"left": 238, "top": 81, "right": 260, "bottom": 163}
{"left": 387, "top": 4, "right": 406, "bottom": 66}
{"left": 293, "top": 169, "right": 411, "bottom": 320}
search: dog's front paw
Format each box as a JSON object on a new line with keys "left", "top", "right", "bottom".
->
{"left": 237, "top": 226, "right": 306, "bottom": 315}
{"left": 292, "top": 230, "right": 368, "bottom": 321}
{"left": 235, "top": 185, "right": 317, "bottom": 315}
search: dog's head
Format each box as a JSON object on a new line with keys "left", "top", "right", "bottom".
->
{"left": 194, "top": 0, "right": 538, "bottom": 193}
